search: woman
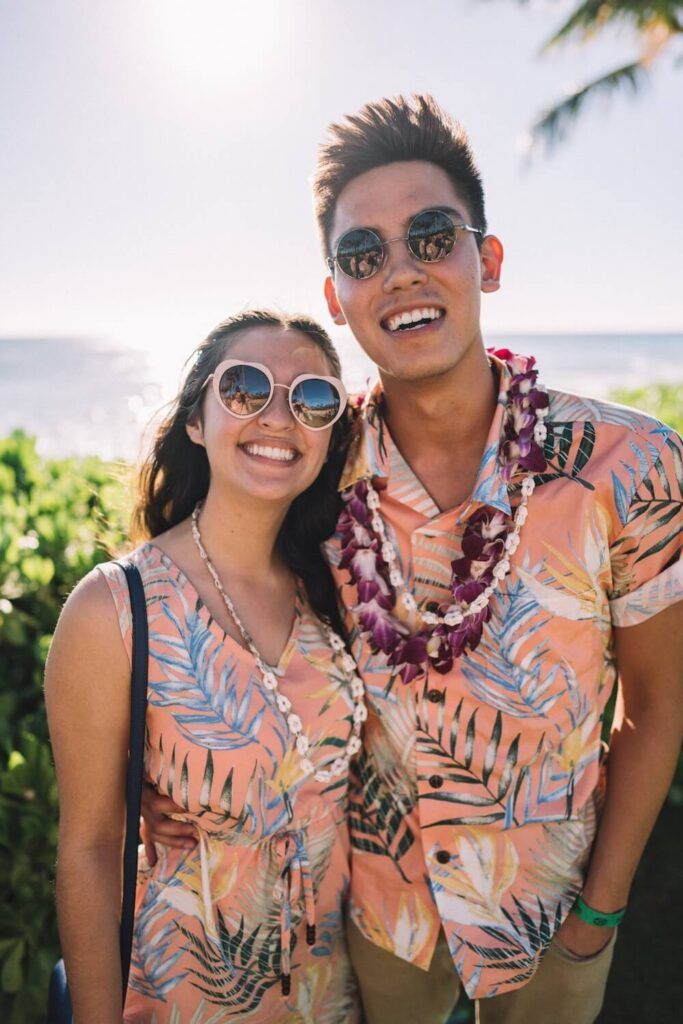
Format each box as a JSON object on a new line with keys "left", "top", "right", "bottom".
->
{"left": 45, "top": 310, "right": 364, "bottom": 1023}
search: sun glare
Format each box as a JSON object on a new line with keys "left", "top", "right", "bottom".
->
{"left": 146, "top": 0, "right": 283, "bottom": 89}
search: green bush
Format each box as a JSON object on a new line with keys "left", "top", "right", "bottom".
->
{"left": 610, "top": 382, "right": 683, "bottom": 435}
{"left": 0, "top": 431, "right": 129, "bottom": 1021}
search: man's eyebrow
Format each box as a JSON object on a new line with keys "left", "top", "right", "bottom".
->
{"left": 413, "top": 205, "right": 466, "bottom": 224}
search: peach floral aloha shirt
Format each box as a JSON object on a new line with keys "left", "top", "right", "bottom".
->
{"left": 325, "top": 357, "right": 683, "bottom": 999}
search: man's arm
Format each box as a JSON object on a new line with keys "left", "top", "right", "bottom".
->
{"left": 557, "top": 600, "right": 683, "bottom": 955}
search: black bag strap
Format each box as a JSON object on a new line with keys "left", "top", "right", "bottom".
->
{"left": 113, "top": 560, "right": 148, "bottom": 1004}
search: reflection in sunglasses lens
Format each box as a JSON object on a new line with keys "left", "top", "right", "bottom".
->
{"left": 337, "top": 229, "right": 383, "bottom": 280}
{"left": 408, "top": 211, "right": 455, "bottom": 262}
{"left": 218, "top": 365, "right": 271, "bottom": 416}
{"left": 292, "top": 379, "right": 340, "bottom": 427}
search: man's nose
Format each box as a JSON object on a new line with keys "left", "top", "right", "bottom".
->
{"left": 381, "top": 240, "right": 428, "bottom": 292}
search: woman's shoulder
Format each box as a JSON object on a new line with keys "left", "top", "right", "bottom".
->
{"left": 63, "top": 563, "right": 122, "bottom": 622}
{"left": 58, "top": 544, "right": 159, "bottom": 667}
{"left": 47, "top": 564, "right": 132, "bottom": 684}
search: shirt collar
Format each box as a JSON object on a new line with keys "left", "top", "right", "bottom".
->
{"left": 338, "top": 356, "right": 513, "bottom": 516}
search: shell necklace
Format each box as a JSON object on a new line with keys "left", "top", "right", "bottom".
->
{"left": 191, "top": 504, "right": 367, "bottom": 783}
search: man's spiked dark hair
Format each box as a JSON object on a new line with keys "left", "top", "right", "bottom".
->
{"left": 312, "top": 93, "right": 487, "bottom": 254}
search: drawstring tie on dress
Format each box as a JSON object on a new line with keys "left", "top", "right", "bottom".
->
{"left": 195, "top": 827, "right": 317, "bottom": 999}
{"left": 274, "top": 831, "right": 316, "bottom": 996}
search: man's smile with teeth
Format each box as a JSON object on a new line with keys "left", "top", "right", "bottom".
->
{"left": 241, "top": 443, "right": 298, "bottom": 463}
{"left": 384, "top": 307, "right": 444, "bottom": 333}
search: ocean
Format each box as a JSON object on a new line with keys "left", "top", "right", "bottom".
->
{"left": 1, "top": 333, "right": 681, "bottom": 461}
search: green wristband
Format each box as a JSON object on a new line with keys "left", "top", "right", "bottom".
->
{"left": 573, "top": 895, "right": 626, "bottom": 928}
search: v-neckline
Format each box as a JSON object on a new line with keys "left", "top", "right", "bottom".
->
{"left": 143, "top": 542, "right": 302, "bottom": 673}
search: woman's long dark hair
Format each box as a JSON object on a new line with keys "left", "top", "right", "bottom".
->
{"left": 133, "top": 310, "right": 350, "bottom": 633}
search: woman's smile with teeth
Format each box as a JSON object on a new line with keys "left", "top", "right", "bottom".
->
{"left": 241, "top": 443, "right": 298, "bottom": 463}
{"left": 384, "top": 307, "right": 443, "bottom": 333}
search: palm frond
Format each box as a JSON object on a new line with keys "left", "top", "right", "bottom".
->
{"left": 497, "top": 1, "right": 683, "bottom": 151}
{"left": 542, "top": 0, "right": 617, "bottom": 49}
{"left": 529, "top": 60, "right": 647, "bottom": 151}
{"left": 507, "top": 2, "right": 683, "bottom": 51}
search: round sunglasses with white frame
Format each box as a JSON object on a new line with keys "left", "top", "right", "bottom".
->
{"left": 203, "top": 359, "right": 348, "bottom": 431}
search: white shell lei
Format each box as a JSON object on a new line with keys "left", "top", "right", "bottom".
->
{"left": 191, "top": 505, "right": 366, "bottom": 783}
{"left": 365, "top": 400, "right": 549, "bottom": 629}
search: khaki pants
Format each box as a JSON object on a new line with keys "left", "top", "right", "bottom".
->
{"left": 347, "top": 920, "right": 616, "bottom": 1024}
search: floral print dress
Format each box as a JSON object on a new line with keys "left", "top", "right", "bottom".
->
{"left": 98, "top": 544, "right": 359, "bottom": 1024}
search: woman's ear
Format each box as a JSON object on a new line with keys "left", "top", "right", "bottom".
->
{"left": 186, "top": 418, "right": 205, "bottom": 447}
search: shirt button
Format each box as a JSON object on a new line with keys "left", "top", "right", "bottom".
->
{"left": 429, "top": 774, "right": 443, "bottom": 789}
{"left": 436, "top": 850, "right": 451, "bottom": 865}
{"left": 427, "top": 689, "right": 444, "bottom": 704}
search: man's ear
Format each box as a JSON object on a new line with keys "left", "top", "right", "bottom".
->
{"left": 480, "top": 235, "right": 504, "bottom": 294}
{"left": 186, "top": 418, "right": 205, "bottom": 447}
{"left": 324, "top": 276, "right": 347, "bottom": 326}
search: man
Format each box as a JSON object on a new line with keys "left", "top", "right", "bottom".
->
{"left": 144, "top": 95, "right": 683, "bottom": 1022}
{"left": 315, "top": 93, "right": 682, "bottom": 1023}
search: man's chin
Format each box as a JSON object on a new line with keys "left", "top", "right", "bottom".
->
{"left": 379, "top": 354, "right": 466, "bottom": 388}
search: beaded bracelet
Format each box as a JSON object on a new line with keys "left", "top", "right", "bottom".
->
{"left": 573, "top": 895, "right": 626, "bottom": 928}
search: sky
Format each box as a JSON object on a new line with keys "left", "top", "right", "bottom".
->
{"left": 2, "top": 0, "right": 682, "bottom": 386}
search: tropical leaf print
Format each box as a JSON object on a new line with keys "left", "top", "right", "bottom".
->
{"left": 611, "top": 470, "right": 633, "bottom": 527}
{"left": 416, "top": 678, "right": 585, "bottom": 828}
{"left": 509, "top": 707, "right": 601, "bottom": 826}
{"left": 231, "top": 765, "right": 299, "bottom": 839}
{"left": 472, "top": 442, "right": 510, "bottom": 508}
{"left": 533, "top": 421, "right": 596, "bottom": 492}
{"left": 179, "top": 914, "right": 287, "bottom": 1010}
{"left": 368, "top": 392, "right": 388, "bottom": 465}
{"left": 295, "top": 615, "right": 356, "bottom": 720}
{"left": 348, "top": 749, "right": 416, "bottom": 882}
{"left": 130, "top": 883, "right": 188, "bottom": 1000}
{"left": 149, "top": 1000, "right": 222, "bottom": 1024}
{"left": 517, "top": 802, "right": 596, "bottom": 916}
{"left": 461, "top": 895, "right": 561, "bottom": 987}
{"left": 428, "top": 828, "right": 520, "bottom": 931}
{"left": 304, "top": 814, "right": 346, "bottom": 894}
{"left": 148, "top": 599, "right": 270, "bottom": 750}
{"left": 355, "top": 891, "right": 437, "bottom": 965}
{"left": 519, "top": 509, "right": 612, "bottom": 627}
{"left": 460, "top": 573, "right": 565, "bottom": 719}
{"left": 416, "top": 692, "right": 524, "bottom": 829}
{"left": 548, "top": 392, "right": 644, "bottom": 429}
{"left": 309, "top": 909, "right": 342, "bottom": 959}
{"left": 610, "top": 432, "right": 683, "bottom": 586}
{"left": 290, "top": 958, "right": 359, "bottom": 1024}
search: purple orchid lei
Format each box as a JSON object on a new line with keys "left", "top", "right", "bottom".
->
{"left": 338, "top": 349, "right": 549, "bottom": 683}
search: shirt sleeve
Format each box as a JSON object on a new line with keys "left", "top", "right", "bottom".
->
{"left": 609, "top": 427, "right": 683, "bottom": 626}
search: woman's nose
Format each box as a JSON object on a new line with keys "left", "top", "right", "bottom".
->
{"left": 257, "top": 384, "right": 294, "bottom": 429}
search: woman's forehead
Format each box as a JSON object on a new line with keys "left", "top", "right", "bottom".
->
{"left": 225, "top": 325, "right": 332, "bottom": 374}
